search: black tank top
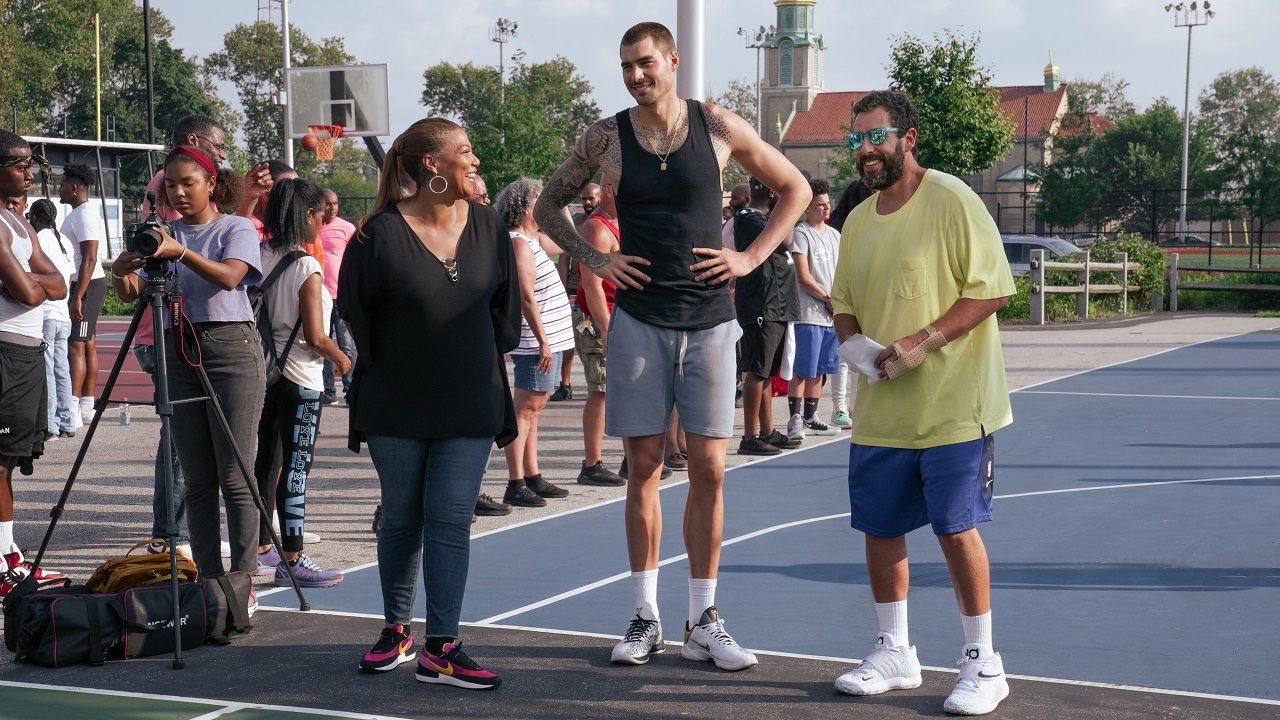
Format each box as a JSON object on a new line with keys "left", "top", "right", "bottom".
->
{"left": 614, "top": 100, "right": 734, "bottom": 330}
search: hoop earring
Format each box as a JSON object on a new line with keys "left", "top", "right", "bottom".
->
{"left": 428, "top": 175, "right": 449, "bottom": 195}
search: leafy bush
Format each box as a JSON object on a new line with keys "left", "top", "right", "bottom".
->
{"left": 101, "top": 286, "right": 136, "bottom": 317}
{"left": 999, "top": 233, "right": 1166, "bottom": 321}
{"left": 1176, "top": 270, "right": 1280, "bottom": 312}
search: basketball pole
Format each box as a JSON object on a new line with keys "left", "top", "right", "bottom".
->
{"left": 281, "top": 0, "right": 294, "bottom": 167}
{"left": 676, "top": 0, "right": 706, "bottom": 101}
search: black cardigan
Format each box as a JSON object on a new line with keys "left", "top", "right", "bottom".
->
{"left": 337, "top": 201, "right": 521, "bottom": 451}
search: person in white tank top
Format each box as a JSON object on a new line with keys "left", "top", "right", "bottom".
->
{"left": 0, "top": 130, "right": 70, "bottom": 591}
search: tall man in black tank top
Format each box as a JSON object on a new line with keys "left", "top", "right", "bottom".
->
{"left": 534, "top": 21, "right": 810, "bottom": 671}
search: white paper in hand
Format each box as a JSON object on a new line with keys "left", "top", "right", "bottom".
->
{"left": 837, "top": 334, "right": 886, "bottom": 385}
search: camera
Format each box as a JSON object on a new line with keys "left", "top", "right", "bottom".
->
{"left": 124, "top": 192, "right": 170, "bottom": 258}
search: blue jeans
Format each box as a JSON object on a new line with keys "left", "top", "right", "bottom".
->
{"left": 42, "top": 318, "right": 74, "bottom": 435}
{"left": 323, "top": 308, "right": 355, "bottom": 395}
{"left": 134, "top": 344, "right": 189, "bottom": 540}
{"left": 367, "top": 434, "right": 492, "bottom": 637}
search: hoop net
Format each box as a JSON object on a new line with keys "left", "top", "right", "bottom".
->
{"left": 307, "top": 124, "right": 345, "bottom": 161}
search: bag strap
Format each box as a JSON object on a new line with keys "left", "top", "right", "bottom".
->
{"left": 217, "top": 575, "right": 251, "bottom": 631}
{"left": 85, "top": 597, "right": 104, "bottom": 666}
{"left": 258, "top": 249, "right": 309, "bottom": 293}
{"left": 276, "top": 318, "right": 304, "bottom": 370}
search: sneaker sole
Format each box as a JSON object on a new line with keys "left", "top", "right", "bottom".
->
{"left": 276, "top": 575, "right": 344, "bottom": 589}
{"left": 474, "top": 507, "right": 513, "bottom": 516}
{"left": 679, "top": 643, "right": 759, "bottom": 671}
{"left": 610, "top": 645, "right": 665, "bottom": 665}
{"left": 577, "top": 477, "right": 625, "bottom": 487}
{"left": 415, "top": 670, "right": 501, "bottom": 690}
{"left": 530, "top": 490, "right": 569, "bottom": 499}
{"left": 360, "top": 651, "right": 416, "bottom": 673}
{"left": 943, "top": 679, "right": 1009, "bottom": 715}
{"left": 738, "top": 448, "right": 781, "bottom": 456}
{"left": 835, "top": 673, "right": 923, "bottom": 696}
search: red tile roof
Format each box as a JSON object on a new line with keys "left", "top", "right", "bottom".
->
{"left": 781, "top": 83, "right": 1076, "bottom": 146}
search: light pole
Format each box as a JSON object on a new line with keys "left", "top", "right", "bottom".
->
{"left": 490, "top": 18, "right": 518, "bottom": 105}
{"left": 738, "top": 25, "right": 775, "bottom": 137}
{"left": 1165, "top": 1, "right": 1214, "bottom": 238}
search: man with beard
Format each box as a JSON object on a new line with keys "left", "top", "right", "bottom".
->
{"left": 551, "top": 183, "right": 602, "bottom": 402}
{"left": 829, "top": 90, "right": 1015, "bottom": 716}
{"left": 534, "top": 21, "right": 810, "bottom": 672}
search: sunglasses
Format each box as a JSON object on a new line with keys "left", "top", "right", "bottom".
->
{"left": 845, "top": 127, "right": 901, "bottom": 151}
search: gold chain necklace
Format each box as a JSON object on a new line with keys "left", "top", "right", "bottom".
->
{"left": 654, "top": 102, "right": 686, "bottom": 171}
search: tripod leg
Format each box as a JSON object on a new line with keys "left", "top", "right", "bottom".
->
{"left": 191, "top": 365, "right": 309, "bottom": 611}
{"left": 147, "top": 290, "right": 186, "bottom": 669}
{"left": 22, "top": 300, "right": 145, "bottom": 576}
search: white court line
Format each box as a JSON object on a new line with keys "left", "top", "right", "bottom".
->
{"left": 475, "top": 472, "right": 1280, "bottom": 625}
{"left": 1008, "top": 324, "right": 1280, "bottom": 393}
{"left": 476, "top": 512, "right": 850, "bottom": 624}
{"left": 0, "top": 679, "right": 411, "bottom": 719}
{"left": 255, "top": 435, "right": 852, "bottom": 601}
{"left": 252, "top": 611, "right": 1280, "bottom": 707}
{"left": 1020, "top": 390, "right": 1280, "bottom": 401}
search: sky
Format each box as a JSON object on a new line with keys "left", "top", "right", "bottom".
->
{"left": 158, "top": 0, "right": 1280, "bottom": 144}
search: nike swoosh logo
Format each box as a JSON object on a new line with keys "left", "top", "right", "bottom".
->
{"left": 427, "top": 658, "right": 455, "bottom": 676}
{"left": 978, "top": 671, "right": 1002, "bottom": 679}
{"left": 691, "top": 638, "right": 710, "bottom": 651}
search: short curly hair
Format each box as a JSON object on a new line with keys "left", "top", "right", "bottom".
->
{"left": 851, "top": 90, "right": 920, "bottom": 135}
{"left": 62, "top": 162, "right": 96, "bottom": 188}
{"left": 808, "top": 178, "right": 831, "bottom": 197}
{"left": 494, "top": 178, "right": 542, "bottom": 229}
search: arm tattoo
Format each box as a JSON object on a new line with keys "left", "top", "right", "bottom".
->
{"left": 702, "top": 102, "right": 734, "bottom": 172}
{"left": 535, "top": 118, "right": 617, "bottom": 270}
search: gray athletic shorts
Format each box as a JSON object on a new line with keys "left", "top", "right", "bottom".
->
{"left": 605, "top": 307, "right": 742, "bottom": 439}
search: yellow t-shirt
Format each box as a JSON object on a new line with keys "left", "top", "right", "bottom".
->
{"left": 831, "top": 170, "right": 1015, "bottom": 449}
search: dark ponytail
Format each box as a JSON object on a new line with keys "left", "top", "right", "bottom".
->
{"left": 264, "top": 178, "right": 324, "bottom": 251}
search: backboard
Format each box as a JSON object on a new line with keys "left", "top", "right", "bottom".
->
{"left": 285, "top": 64, "right": 390, "bottom": 138}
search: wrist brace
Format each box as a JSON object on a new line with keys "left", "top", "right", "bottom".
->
{"left": 883, "top": 325, "right": 948, "bottom": 379}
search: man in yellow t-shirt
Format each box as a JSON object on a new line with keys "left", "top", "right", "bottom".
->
{"left": 829, "top": 91, "right": 1015, "bottom": 717}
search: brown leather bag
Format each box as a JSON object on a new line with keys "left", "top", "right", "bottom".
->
{"left": 87, "top": 539, "right": 199, "bottom": 593}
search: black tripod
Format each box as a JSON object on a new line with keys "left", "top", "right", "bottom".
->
{"left": 16, "top": 255, "right": 309, "bottom": 670}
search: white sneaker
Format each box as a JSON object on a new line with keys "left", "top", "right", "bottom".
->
{"left": 71, "top": 398, "right": 84, "bottom": 430}
{"left": 610, "top": 612, "right": 664, "bottom": 665}
{"left": 943, "top": 644, "right": 1009, "bottom": 715}
{"left": 79, "top": 399, "right": 94, "bottom": 426}
{"left": 786, "top": 413, "right": 805, "bottom": 442}
{"left": 835, "top": 632, "right": 922, "bottom": 696}
{"left": 680, "top": 606, "right": 758, "bottom": 671}
{"left": 802, "top": 416, "right": 840, "bottom": 436}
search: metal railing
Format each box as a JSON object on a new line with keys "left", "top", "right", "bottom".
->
{"left": 1028, "top": 249, "right": 1143, "bottom": 325}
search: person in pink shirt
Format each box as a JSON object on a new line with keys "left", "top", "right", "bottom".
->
{"left": 318, "top": 189, "right": 355, "bottom": 403}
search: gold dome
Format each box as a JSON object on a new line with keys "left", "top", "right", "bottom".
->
{"left": 1044, "top": 51, "right": 1059, "bottom": 76}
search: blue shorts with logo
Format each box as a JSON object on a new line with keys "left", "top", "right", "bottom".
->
{"left": 847, "top": 432, "right": 996, "bottom": 538}
{"left": 793, "top": 323, "right": 841, "bottom": 378}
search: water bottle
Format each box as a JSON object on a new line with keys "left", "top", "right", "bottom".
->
{"left": 118, "top": 397, "right": 131, "bottom": 426}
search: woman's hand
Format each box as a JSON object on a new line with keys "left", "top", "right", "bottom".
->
{"left": 147, "top": 228, "right": 186, "bottom": 261}
{"left": 111, "top": 251, "right": 147, "bottom": 278}
{"left": 537, "top": 342, "right": 553, "bottom": 375}
{"left": 334, "top": 354, "right": 353, "bottom": 377}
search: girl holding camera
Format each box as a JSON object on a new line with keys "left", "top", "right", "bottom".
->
{"left": 252, "top": 178, "right": 350, "bottom": 587}
{"left": 109, "top": 147, "right": 265, "bottom": 578}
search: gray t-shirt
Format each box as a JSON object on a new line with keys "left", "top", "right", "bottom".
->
{"left": 790, "top": 222, "right": 841, "bottom": 326}
{"left": 151, "top": 214, "right": 263, "bottom": 323}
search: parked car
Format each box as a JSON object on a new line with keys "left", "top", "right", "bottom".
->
{"left": 1158, "top": 234, "right": 1222, "bottom": 247}
{"left": 1069, "top": 232, "right": 1104, "bottom": 247}
{"left": 1001, "top": 235, "right": 1083, "bottom": 276}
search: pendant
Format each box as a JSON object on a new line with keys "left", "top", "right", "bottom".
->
{"left": 660, "top": 161, "right": 667, "bottom": 171}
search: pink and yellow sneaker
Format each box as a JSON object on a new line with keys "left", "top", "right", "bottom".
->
{"left": 415, "top": 640, "right": 501, "bottom": 690}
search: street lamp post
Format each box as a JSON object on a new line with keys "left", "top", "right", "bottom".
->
{"left": 490, "top": 18, "right": 518, "bottom": 148}
{"left": 1165, "top": 1, "right": 1214, "bottom": 238}
{"left": 737, "top": 25, "right": 775, "bottom": 137}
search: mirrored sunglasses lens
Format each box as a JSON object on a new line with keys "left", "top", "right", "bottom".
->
{"left": 869, "top": 128, "right": 887, "bottom": 145}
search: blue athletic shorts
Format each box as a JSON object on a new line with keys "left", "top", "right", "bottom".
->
{"left": 792, "top": 323, "right": 840, "bottom": 378}
{"left": 511, "top": 351, "right": 563, "bottom": 393}
{"left": 847, "top": 432, "right": 996, "bottom": 538}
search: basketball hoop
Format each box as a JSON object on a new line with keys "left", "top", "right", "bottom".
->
{"left": 307, "top": 124, "right": 344, "bottom": 161}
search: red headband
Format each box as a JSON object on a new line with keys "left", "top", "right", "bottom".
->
{"left": 165, "top": 146, "right": 218, "bottom": 177}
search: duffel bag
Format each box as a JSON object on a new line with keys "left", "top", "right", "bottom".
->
{"left": 9, "top": 586, "right": 123, "bottom": 667}
{"left": 116, "top": 581, "right": 207, "bottom": 659}
{"left": 203, "top": 571, "right": 253, "bottom": 644}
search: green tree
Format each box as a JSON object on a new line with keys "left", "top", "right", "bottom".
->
{"left": 1088, "top": 99, "right": 1210, "bottom": 236}
{"left": 886, "top": 29, "right": 1014, "bottom": 177}
{"left": 205, "top": 21, "right": 352, "bottom": 163}
{"left": 1196, "top": 67, "right": 1280, "bottom": 237}
{"left": 1067, "top": 73, "right": 1136, "bottom": 119}
{"left": 709, "top": 78, "right": 758, "bottom": 189}
{"left": 420, "top": 52, "right": 599, "bottom": 191}
{"left": 1, "top": 1, "right": 233, "bottom": 202}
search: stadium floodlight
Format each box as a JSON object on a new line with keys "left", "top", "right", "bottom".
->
{"left": 737, "top": 25, "right": 776, "bottom": 136}
{"left": 1165, "top": 1, "right": 1215, "bottom": 237}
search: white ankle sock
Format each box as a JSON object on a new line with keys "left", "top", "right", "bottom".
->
{"left": 961, "top": 610, "right": 992, "bottom": 649}
{"left": 688, "top": 577, "right": 717, "bottom": 626}
{"left": 631, "top": 569, "right": 659, "bottom": 621}
{"left": 874, "top": 599, "right": 909, "bottom": 647}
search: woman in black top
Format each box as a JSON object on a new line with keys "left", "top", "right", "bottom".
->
{"left": 339, "top": 117, "right": 519, "bottom": 689}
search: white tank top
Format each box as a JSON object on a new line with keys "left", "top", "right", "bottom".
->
{"left": 0, "top": 210, "right": 47, "bottom": 339}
